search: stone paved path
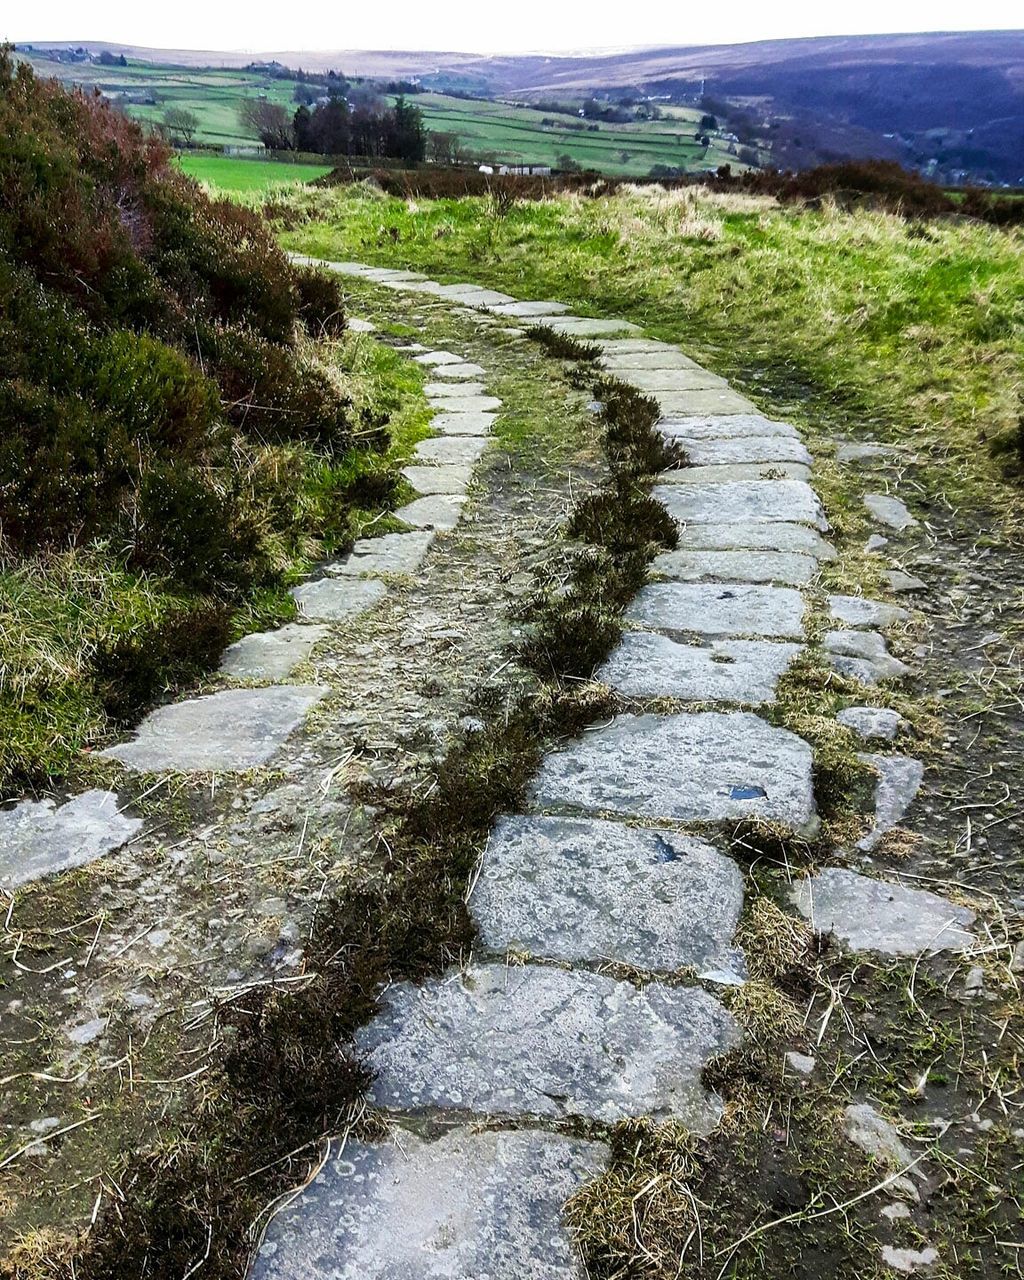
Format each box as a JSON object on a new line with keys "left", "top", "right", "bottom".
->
{"left": 244, "top": 263, "right": 981, "bottom": 1277}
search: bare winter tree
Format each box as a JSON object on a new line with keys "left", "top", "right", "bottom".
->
{"left": 238, "top": 98, "right": 294, "bottom": 150}
{"left": 162, "top": 106, "right": 199, "bottom": 147}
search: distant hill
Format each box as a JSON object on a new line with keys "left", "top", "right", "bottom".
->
{"left": 21, "top": 31, "right": 1024, "bottom": 182}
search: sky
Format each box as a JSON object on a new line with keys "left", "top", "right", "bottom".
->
{"left": 7, "top": 0, "right": 1023, "bottom": 55}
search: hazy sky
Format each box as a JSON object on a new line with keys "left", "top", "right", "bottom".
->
{"left": 8, "top": 0, "right": 1023, "bottom": 54}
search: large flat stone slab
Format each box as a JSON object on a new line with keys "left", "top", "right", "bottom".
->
{"left": 221, "top": 623, "right": 330, "bottom": 680}
{"left": 0, "top": 790, "right": 142, "bottom": 889}
{"left": 292, "top": 577, "right": 387, "bottom": 621}
{"left": 656, "top": 461, "right": 812, "bottom": 484}
{"left": 653, "top": 389, "right": 759, "bottom": 416}
{"left": 424, "top": 381, "right": 487, "bottom": 397}
{"left": 669, "top": 436, "right": 812, "bottom": 465}
{"left": 431, "top": 411, "right": 497, "bottom": 436}
{"left": 675, "top": 520, "right": 836, "bottom": 560}
{"left": 615, "top": 368, "right": 729, "bottom": 392}
{"left": 793, "top": 869, "right": 974, "bottom": 955}
{"left": 653, "top": 549, "right": 818, "bottom": 586}
{"left": 597, "top": 338, "right": 681, "bottom": 354}
{"left": 358, "top": 963, "right": 738, "bottom": 1128}
{"left": 659, "top": 414, "right": 799, "bottom": 440}
{"left": 430, "top": 284, "right": 516, "bottom": 307}
{"left": 395, "top": 495, "right": 466, "bottom": 530}
{"left": 474, "top": 815, "right": 746, "bottom": 980}
{"left": 600, "top": 351, "right": 702, "bottom": 371}
{"left": 598, "top": 633, "right": 802, "bottom": 706}
{"left": 426, "top": 362, "right": 485, "bottom": 379}
{"left": 331, "top": 532, "right": 434, "bottom": 577}
{"left": 429, "top": 395, "right": 502, "bottom": 414}
{"left": 250, "top": 1128, "right": 605, "bottom": 1280}
{"left": 857, "top": 754, "right": 925, "bottom": 851}
{"left": 487, "top": 299, "right": 570, "bottom": 317}
{"left": 541, "top": 316, "right": 641, "bottom": 337}
{"left": 413, "top": 351, "right": 465, "bottom": 367}
{"left": 414, "top": 437, "right": 489, "bottom": 466}
{"left": 100, "top": 687, "right": 326, "bottom": 772}
{"left": 627, "top": 582, "right": 805, "bottom": 639}
{"left": 402, "top": 465, "right": 474, "bottom": 495}
{"left": 532, "top": 712, "right": 815, "bottom": 829}
{"left": 654, "top": 481, "right": 827, "bottom": 529}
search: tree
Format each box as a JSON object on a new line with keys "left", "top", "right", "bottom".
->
{"left": 427, "top": 130, "right": 465, "bottom": 166}
{"left": 162, "top": 107, "right": 199, "bottom": 147}
{"left": 238, "top": 98, "right": 294, "bottom": 150}
{"left": 391, "top": 94, "right": 426, "bottom": 164}
{"left": 699, "top": 113, "right": 717, "bottom": 131}
{"left": 556, "top": 153, "right": 582, "bottom": 173}
{"left": 310, "top": 96, "right": 350, "bottom": 156}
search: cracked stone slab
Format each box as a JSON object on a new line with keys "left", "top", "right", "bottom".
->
{"left": 473, "top": 815, "right": 746, "bottom": 980}
{"left": 395, "top": 495, "right": 466, "bottom": 530}
{"left": 358, "top": 963, "right": 738, "bottom": 1128}
{"left": 597, "top": 338, "right": 680, "bottom": 354}
{"left": 221, "top": 623, "right": 330, "bottom": 680}
{"left": 857, "top": 754, "right": 925, "bottom": 851}
{"left": 429, "top": 395, "right": 503, "bottom": 414}
{"left": 600, "top": 351, "right": 702, "bottom": 371}
{"left": 100, "top": 686, "right": 326, "bottom": 772}
{"left": 627, "top": 583, "right": 805, "bottom": 639}
{"left": 653, "top": 389, "right": 759, "bottom": 416}
{"left": 424, "top": 381, "right": 487, "bottom": 397}
{"left": 826, "top": 630, "right": 911, "bottom": 684}
{"left": 0, "top": 790, "right": 142, "bottom": 889}
{"left": 532, "top": 712, "right": 815, "bottom": 829}
{"left": 331, "top": 531, "right": 435, "bottom": 577}
{"left": 836, "top": 707, "right": 906, "bottom": 741}
{"left": 414, "top": 437, "right": 489, "bottom": 466}
{"left": 431, "top": 411, "right": 496, "bottom": 435}
{"left": 250, "top": 1128, "right": 605, "bottom": 1280}
{"left": 669, "top": 436, "right": 812, "bottom": 465}
{"left": 657, "top": 461, "right": 812, "bottom": 485}
{"left": 485, "top": 299, "right": 570, "bottom": 317}
{"left": 675, "top": 521, "right": 836, "bottom": 560}
{"left": 292, "top": 577, "right": 387, "bottom": 621}
{"left": 598, "top": 633, "right": 802, "bottom": 706}
{"left": 864, "top": 493, "right": 918, "bottom": 531}
{"left": 413, "top": 351, "right": 465, "bottom": 367}
{"left": 655, "top": 480, "right": 827, "bottom": 529}
{"left": 429, "top": 284, "right": 516, "bottom": 307}
{"left": 660, "top": 414, "right": 799, "bottom": 440}
{"left": 829, "top": 595, "right": 909, "bottom": 628}
{"left": 540, "top": 316, "right": 642, "bottom": 337}
{"left": 793, "top": 868, "right": 974, "bottom": 955}
{"left": 613, "top": 368, "right": 729, "bottom": 392}
{"left": 653, "top": 549, "right": 818, "bottom": 586}
{"left": 402, "top": 464, "right": 474, "bottom": 495}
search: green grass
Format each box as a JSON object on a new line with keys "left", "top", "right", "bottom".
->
{"left": 272, "top": 183, "right": 1024, "bottom": 512}
{"left": 176, "top": 155, "right": 332, "bottom": 193}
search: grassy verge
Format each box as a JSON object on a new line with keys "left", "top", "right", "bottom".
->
{"left": 175, "top": 155, "right": 333, "bottom": 194}
{"left": 268, "top": 183, "right": 1024, "bottom": 511}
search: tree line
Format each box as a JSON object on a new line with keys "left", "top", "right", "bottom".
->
{"left": 239, "top": 93, "right": 426, "bottom": 162}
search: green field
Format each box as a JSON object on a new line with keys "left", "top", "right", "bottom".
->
{"left": 176, "top": 154, "right": 333, "bottom": 192}
{"left": 20, "top": 53, "right": 751, "bottom": 176}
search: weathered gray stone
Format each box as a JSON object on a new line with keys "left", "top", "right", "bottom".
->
{"left": 292, "top": 577, "right": 388, "bottom": 621}
{"left": 857, "top": 754, "right": 925, "bottom": 851}
{"left": 865, "top": 534, "right": 890, "bottom": 553}
{"left": 250, "top": 1128, "right": 605, "bottom": 1280}
{"left": 414, "top": 437, "right": 489, "bottom": 466}
{"left": 864, "top": 493, "right": 918, "bottom": 531}
{"left": 655, "top": 481, "right": 827, "bottom": 529}
{"left": 221, "top": 623, "right": 330, "bottom": 680}
{"left": 100, "top": 686, "right": 326, "bottom": 772}
{"left": 430, "top": 284, "right": 516, "bottom": 307}
{"left": 346, "top": 317, "right": 376, "bottom": 333}
{"left": 68, "top": 1017, "right": 107, "bottom": 1045}
{"left": 793, "top": 869, "right": 974, "bottom": 955}
{"left": 600, "top": 351, "right": 702, "bottom": 371}
{"left": 653, "top": 549, "right": 818, "bottom": 586}
{"left": 653, "top": 389, "right": 759, "bottom": 416}
{"left": 880, "top": 1246, "right": 940, "bottom": 1274}
{"left": 836, "top": 707, "right": 906, "bottom": 741}
{"left": 884, "top": 570, "right": 927, "bottom": 593}
{"left": 675, "top": 521, "right": 836, "bottom": 560}
{"left": 430, "top": 411, "right": 496, "bottom": 435}
{"left": 657, "top": 461, "right": 812, "bottom": 484}
{"left": 627, "top": 583, "right": 805, "bottom": 639}
{"left": 402, "top": 465, "right": 474, "bottom": 495}
{"left": 540, "top": 316, "right": 641, "bottom": 337}
{"left": 598, "top": 633, "right": 801, "bottom": 706}
{"left": 532, "top": 712, "right": 815, "bottom": 829}
{"left": 659, "top": 414, "right": 798, "bottom": 440}
{"left": 424, "top": 381, "right": 486, "bottom": 397}
{"left": 613, "top": 368, "right": 729, "bottom": 392}
{"left": 426, "top": 362, "right": 485, "bottom": 379}
{"left": 835, "top": 442, "right": 897, "bottom": 463}
{"left": 331, "top": 532, "right": 435, "bottom": 577}
{"left": 413, "top": 351, "right": 464, "bottom": 367}
{"left": 825, "top": 631, "right": 912, "bottom": 684}
{"left": 829, "top": 595, "right": 909, "bottom": 628}
{"left": 0, "top": 790, "right": 142, "bottom": 889}
{"left": 668, "top": 436, "right": 812, "bottom": 465}
{"left": 358, "top": 268, "right": 427, "bottom": 283}
{"left": 486, "top": 299, "right": 570, "bottom": 317}
{"left": 844, "top": 1103, "right": 914, "bottom": 1169}
{"left": 429, "top": 395, "right": 502, "bottom": 414}
{"left": 786, "top": 1051, "right": 817, "bottom": 1076}
{"left": 359, "top": 963, "right": 738, "bottom": 1127}
{"left": 395, "top": 495, "right": 466, "bottom": 530}
{"left": 474, "top": 816, "right": 746, "bottom": 980}
{"left": 597, "top": 338, "right": 680, "bottom": 354}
